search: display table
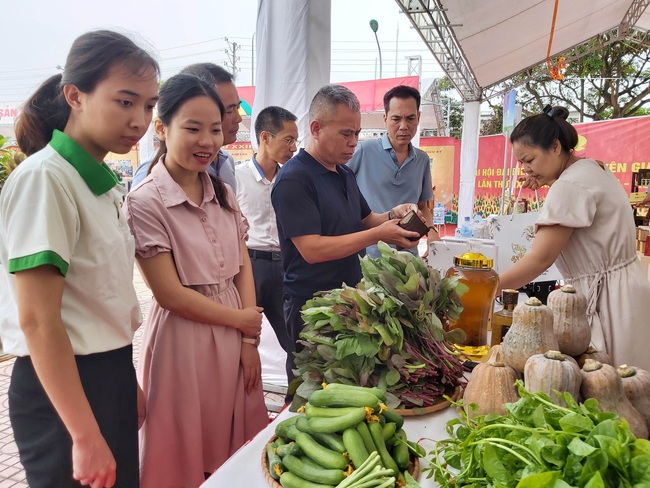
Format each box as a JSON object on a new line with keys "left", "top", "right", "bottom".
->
{"left": 202, "top": 405, "right": 458, "bottom": 487}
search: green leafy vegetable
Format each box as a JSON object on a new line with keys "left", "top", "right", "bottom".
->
{"left": 292, "top": 242, "right": 467, "bottom": 410}
{"left": 426, "top": 381, "right": 650, "bottom": 487}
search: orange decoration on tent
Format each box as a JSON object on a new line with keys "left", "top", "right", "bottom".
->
{"left": 545, "top": 0, "right": 567, "bottom": 81}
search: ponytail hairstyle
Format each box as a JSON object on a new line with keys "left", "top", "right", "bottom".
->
{"left": 149, "top": 73, "right": 234, "bottom": 213}
{"left": 510, "top": 105, "right": 578, "bottom": 154}
{"left": 15, "top": 30, "right": 159, "bottom": 156}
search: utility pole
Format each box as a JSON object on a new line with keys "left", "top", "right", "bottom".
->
{"left": 224, "top": 37, "right": 241, "bottom": 75}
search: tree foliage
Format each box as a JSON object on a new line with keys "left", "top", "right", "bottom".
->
{"left": 495, "top": 30, "right": 650, "bottom": 122}
{"left": 441, "top": 95, "right": 464, "bottom": 139}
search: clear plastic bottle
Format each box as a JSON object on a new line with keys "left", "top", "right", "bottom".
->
{"left": 460, "top": 216, "right": 473, "bottom": 238}
{"left": 433, "top": 202, "right": 445, "bottom": 225}
{"left": 445, "top": 239, "right": 499, "bottom": 360}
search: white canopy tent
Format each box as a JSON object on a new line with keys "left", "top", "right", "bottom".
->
{"left": 251, "top": 0, "right": 649, "bottom": 219}
{"left": 394, "top": 0, "right": 650, "bottom": 219}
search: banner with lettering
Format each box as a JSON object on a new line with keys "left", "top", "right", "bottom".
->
{"left": 473, "top": 116, "right": 650, "bottom": 215}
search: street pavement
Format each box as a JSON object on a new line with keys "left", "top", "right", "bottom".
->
{"left": 0, "top": 266, "right": 284, "bottom": 486}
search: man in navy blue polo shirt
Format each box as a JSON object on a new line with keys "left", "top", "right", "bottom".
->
{"left": 271, "top": 84, "right": 421, "bottom": 389}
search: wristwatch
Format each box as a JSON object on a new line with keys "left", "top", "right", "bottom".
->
{"left": 241, "top": 335, "right": 260, "bottom": 347}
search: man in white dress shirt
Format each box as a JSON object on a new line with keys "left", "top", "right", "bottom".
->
{"left": 235, "top": 106, "right": 299, "bottom": 352}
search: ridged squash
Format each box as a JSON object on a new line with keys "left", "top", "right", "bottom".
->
{"left": 618, "top": 364, "right": 650, "bottom": 434}
{"left": 581, "top": 360, "right": 648, "bottom": 439}
{"left": 524, "top": 350, "right": 581, "bottom": 406}
{"left": 547, "top": 285, "right": 591, "bottom": 357}
{"left": 463, "top": 345, "right": 519, "bottom": 416}
{"left": 502, "top": 297, "right": 559, "bottom": 373}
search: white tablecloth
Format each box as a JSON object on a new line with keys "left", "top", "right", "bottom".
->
{"left": 202, "top": 406, "right": 459, "bottom": 487}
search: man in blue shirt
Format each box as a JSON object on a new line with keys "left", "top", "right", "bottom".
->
{"left": 271, "top": 84, "right": 421, "bottom": 390}
{"left": 131, "top": 63, "right": 242, "bottom": 190}
{"left": 347, "top": 85, "right": 438, "bottom": 257}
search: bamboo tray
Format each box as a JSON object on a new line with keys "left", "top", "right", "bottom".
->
{"left": 262, "top": 435, "right": 420, "bottom": 488}
{"left": 393, "top": 385, "right": 462, "bottom": 417}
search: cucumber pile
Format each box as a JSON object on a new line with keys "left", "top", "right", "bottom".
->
{"left": 267, "top": 384, "right": 424, "bottom": 488}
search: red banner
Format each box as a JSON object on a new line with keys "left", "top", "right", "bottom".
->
{"left": 237, "top": 76, "right": 420, "bottom": 114}
{"left": 472, "top": 116, "right": 650, "bottom": 215}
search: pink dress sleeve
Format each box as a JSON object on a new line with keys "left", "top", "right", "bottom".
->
{"left": 536, "top": 180, "right": 596, "bottom": 231}
{"left": 124, "top": 194, "right": 171, "bottom": 259}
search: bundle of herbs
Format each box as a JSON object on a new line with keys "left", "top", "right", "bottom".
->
{"left": 426, "top": 381, "right": 650, "bottom": 487}
{"left": 291, "top": 242, "right": 468, "bottom": 411}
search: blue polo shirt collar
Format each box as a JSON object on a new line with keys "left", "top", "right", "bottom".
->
{"left": 382, "top": 133, "right": 415, "bottom": 163}
{"left": 49, "top": 130, "right": 119, "bottom": 195}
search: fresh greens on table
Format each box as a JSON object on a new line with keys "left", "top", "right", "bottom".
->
{"left": 291, "top": 241, "right": 468, "bottom": 410}
{"left": 426, "top": 381, "right": 650, "bottom": 487}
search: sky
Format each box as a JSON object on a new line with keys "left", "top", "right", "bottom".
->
{"left": 1, "top": 0, "right": 445, "bottom": 104}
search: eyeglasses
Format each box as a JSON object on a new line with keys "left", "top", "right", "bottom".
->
{"left": 268, "top": 132, "right": 301, "bottom": 147}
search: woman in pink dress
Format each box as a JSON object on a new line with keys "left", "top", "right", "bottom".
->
{"left": 125, "top": 73, "right": 268, "bottom": 487}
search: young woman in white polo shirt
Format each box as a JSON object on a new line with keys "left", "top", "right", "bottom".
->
{"left": 0, "top": 30, "right": 159, "bottom": 487}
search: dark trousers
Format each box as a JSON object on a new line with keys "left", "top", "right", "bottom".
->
{"left": 249, "top": 249, "right": 292, "bottom": 353}
{"left": 283, "top": 293, "right": 309, "bottom": 393}
{"left": 9, "top": 345, "right": 139, "bottom": 488}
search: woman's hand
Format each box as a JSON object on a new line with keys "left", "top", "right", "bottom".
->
{"left": 240, "top": 343, "right": 261, "bottom": 393}
{"left": 73, "top": 433, "right": 117, "bottom": 488}
{"left": 238, "top": 306, "right": 264, "bottom": 337}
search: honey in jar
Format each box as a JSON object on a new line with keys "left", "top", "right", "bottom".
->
{"left": 445, "top": 239, "right": 499, "bottom": 361}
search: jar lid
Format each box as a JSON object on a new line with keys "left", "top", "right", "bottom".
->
{"left": 501, "top": 289, "right": 519, "bottom": 305}
{"left": 453, "top": 239, "right": 494, "bottom": 268}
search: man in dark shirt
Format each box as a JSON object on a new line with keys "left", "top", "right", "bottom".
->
{"left": 271, "top": 84, "right": 420, "bottom": 390}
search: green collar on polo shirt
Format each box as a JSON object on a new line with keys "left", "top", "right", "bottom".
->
{"left": 49, "top": 130, "right": 120, "bottom": 195}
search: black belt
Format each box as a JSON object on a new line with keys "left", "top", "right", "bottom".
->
{"left": 248, "top": 249, "right": 282, "bottom": 261}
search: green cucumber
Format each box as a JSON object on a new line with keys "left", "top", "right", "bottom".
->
{"left": 295, "top": 416, "right": 313, "bottom": 433}
{"left": 301, "top": 456, "right": 326, "bottom": 469}
{"left": 356, "top": 421, "right": 377, "bottom": 455}
{"left": 382, "top": 422, "right": 396, "bottom": 442}
{"left": 275, "top": 415, "right": 301, "bottom": 438}
{"left": 305, "top": 404, "right": 362, "bottom": 418}
{"left": 279, "top": 471, "right": 335, "bottom": 488}
{"left": 381, "top": 408, "right": 404, "bottom": 430}
{"left": 392, "top": 429, "right": 410, "bottom": 471}
{"left": 312, "top": 432, "right": 346, "bottom": 453}
{"left": 307, "top": 407, "right": 367, "bottom": 434}
{"left": 342, "top": 427, "right": 370, "bottom": 469}
{"left": 282, "top": 454, "right": 345, "bottom": 485}
{"left": 308, "top": 389, "right": 380, "bottom": 410}
{"left": 324, "top": 383, "right": 387, "bottom": 402}
{"left": 368, "top": 421, "right": 399, "bottom": 475}
{"left": 266, "top": 441, "right": 284, "bottom": 480}
{"left": 295, "top": 417, "right": 346, "bottom": 453}
{"left": 295, "top": 432, "right": 348, "bottom": 470}
{"left": 285, "top": 424, "right": 302, "bottom": 441}
{"left": 276, "top": 442, "right": 302, "bottom": 458}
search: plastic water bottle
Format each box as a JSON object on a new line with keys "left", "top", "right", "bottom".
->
{"left": 433, "top": 203, "right": 445, "bottom": 225}
{"left": 460, "top": 216, "right": 473, "bottom": 238}
{"left": 472, "top": 213, "right": 486, "bottom": 239}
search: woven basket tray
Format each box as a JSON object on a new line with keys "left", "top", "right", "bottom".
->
{"left": 262, "top": 435, "right": 420, "bottom": 488}
{"left": 393, "top": 385, "right": 463, "bottom": 417}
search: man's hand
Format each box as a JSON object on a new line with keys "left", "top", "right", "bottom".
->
{"left": 376, "top": 219, "right": 421, "bottom": 249}
{"left": 388, "top": 203, "right": 420, "bottom": 220}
